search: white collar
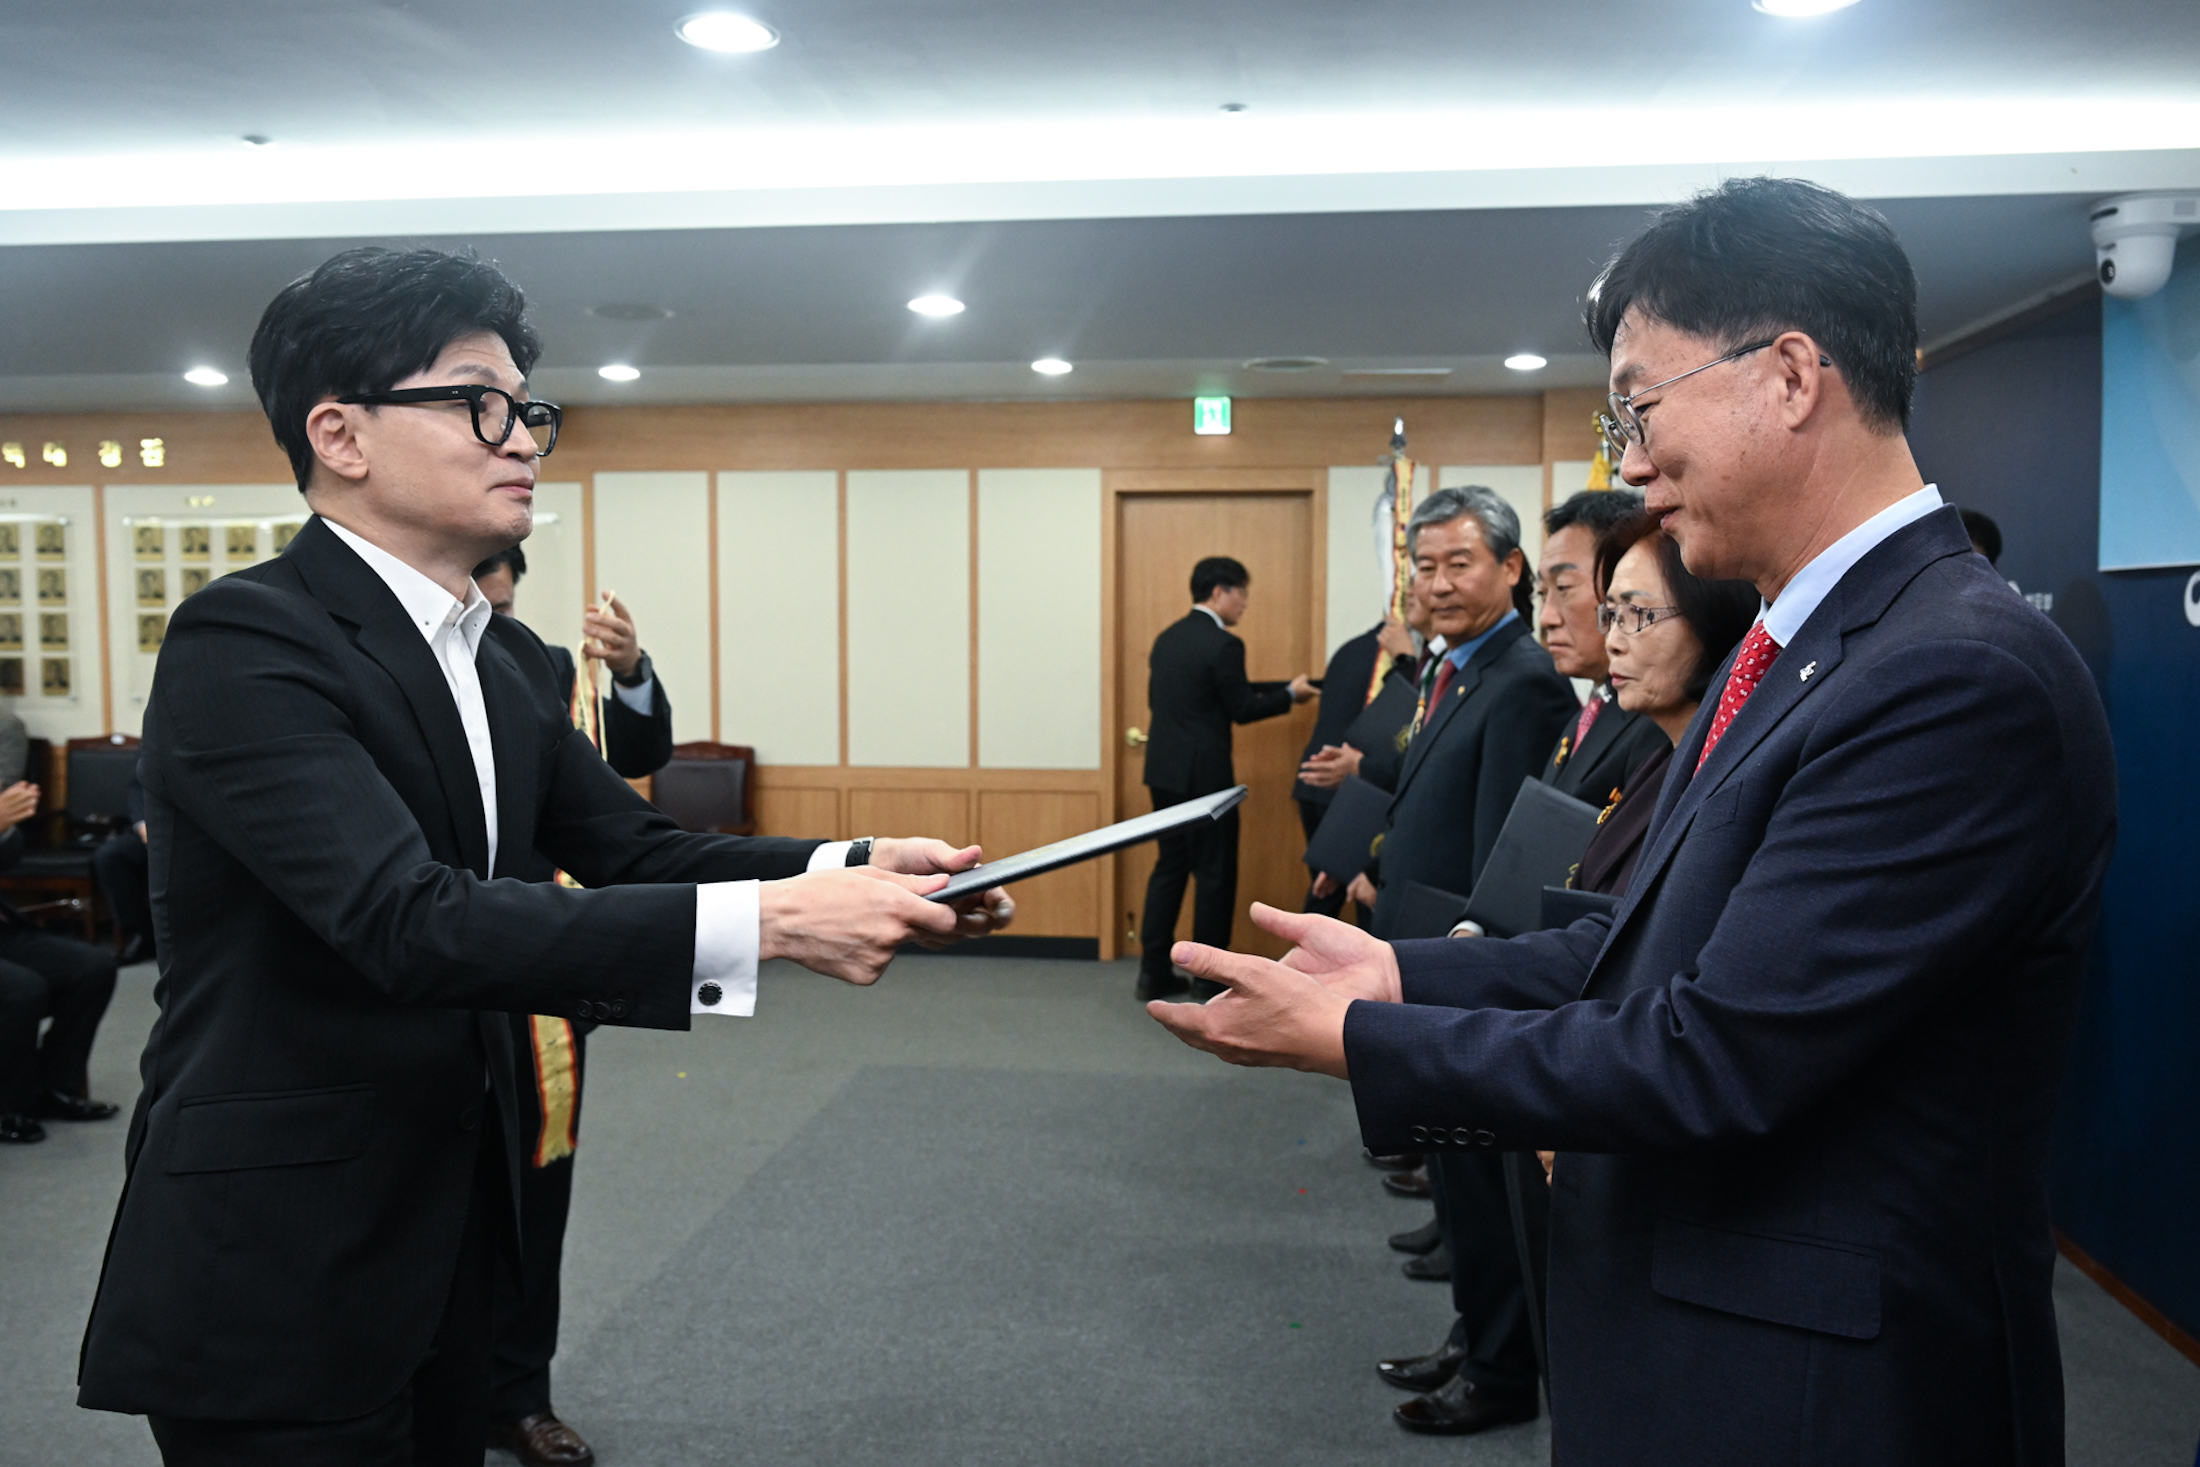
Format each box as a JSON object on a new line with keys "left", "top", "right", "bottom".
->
{"left": 1193, "top": 604, "right": 1226, "bottom": 629}
{"left": 1760, "top": 484, "right": 1943, "bottom": 647}
{"left": 323, "top": 518, "right": 492, "bottom": 656}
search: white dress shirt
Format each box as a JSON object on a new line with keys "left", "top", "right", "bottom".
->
{"left": 325, "top": 521, "right": 847, "bottom": 1019}
{"left": 1759, "top": 484, "right": 1945, "bottom": 647}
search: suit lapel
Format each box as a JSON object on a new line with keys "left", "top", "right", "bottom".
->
{"left": 476, "top": 632, "right": 539, "bottom": 880}
{"left": 1391, "top": 620, "right": 1517, "bottom": 800}
{"left": 285, "top": 518, "right": 493, "bottom": 877}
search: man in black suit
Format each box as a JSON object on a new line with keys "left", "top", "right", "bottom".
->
{"left": 1533, "top": 489, "right": 1668, "bottom": 811}
{"left": 475, "top": 543, "right": 673, "bottom": 780}
{"left": 1135, "top": 556, "right": 1314, "bottom": 1001}
{"left": 1291, "top": 615, "right": 1413, "bottom": 916}
{"left": 1152, "top": 178, "right": 2115, "bottom": 1465}
{"left": 76, "top": 246, "right": 1006, "bottom": 1467}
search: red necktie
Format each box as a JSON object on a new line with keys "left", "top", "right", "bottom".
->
{"left": 1695, "top": 622, "right": 1781, "bottom": 774}
{"left": 1428, "top": 656, "right": 1459, "bottom": 711}
{"left": 1572, "top": 692, "right": 1604, "bottom": 749}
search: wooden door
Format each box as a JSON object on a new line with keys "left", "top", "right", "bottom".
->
{"left": 1115, "top": 491, "right": 1319, "bottom": 960}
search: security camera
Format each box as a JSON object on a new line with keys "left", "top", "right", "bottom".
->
{"left": 2090, "top": 193, "right": 2199, "bottom": 300}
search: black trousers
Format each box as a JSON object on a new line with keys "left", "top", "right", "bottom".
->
{"left": 1138, "top": 786, "right": 1240, "bottom": 977}
{"left": 0, "top": 924, "right": 118, "bottom": 1112}
{"left": 1430, "top": 1149, "right": 1547, "bottom": 1395}
{"left": 148, "top": 1123, "right": 505, "bottom": 1467}
{"left": 94, "top": 831, "right": 153, "bottom": 947}
{"left": 489, "top": 1017, "right": 586, "bottom": 1422}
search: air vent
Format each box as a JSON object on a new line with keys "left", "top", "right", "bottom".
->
{"left": 588, "top": 303, "right": 675, "bottom": 322}
{"left": 1243, "top": 356, "right": 1329, "bottom": 372}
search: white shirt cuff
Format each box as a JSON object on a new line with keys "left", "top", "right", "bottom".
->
{"left": 609, "top": 674, "right": 655, "bottom": 713}
{"left": 692, "top": 880, "right": 759, "bottom": 1018}
{"left": 809, "top": 841, "right": 854, "bottom": 872}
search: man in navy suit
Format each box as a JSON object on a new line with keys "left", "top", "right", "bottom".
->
{"left": 1150, "top": 177, "right": 2114, "bottom": 1465}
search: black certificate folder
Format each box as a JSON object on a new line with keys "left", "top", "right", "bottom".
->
{"left": 1302, "top": 776, "right": 1391, "bottom": 884}
{"left": 1459, "top": 778, "right": 1603, "bottom": 939}
{"left": 926, "top": 786, "right": 1248, "bottom": 903}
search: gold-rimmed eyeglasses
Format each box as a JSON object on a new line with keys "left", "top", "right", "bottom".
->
{"left": 1595, "top": 338, "right": 1777, "bottom": 465}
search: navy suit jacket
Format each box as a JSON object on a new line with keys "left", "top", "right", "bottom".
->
{"left": 1343, "top": 507, "right": 2115, "bottom": 1466}
{"left": 1367, "top": 617, "right": 1577, "bottom": 937}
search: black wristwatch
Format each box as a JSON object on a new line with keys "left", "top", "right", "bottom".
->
{"left": 613, "top": 651, "right": 653, "bottom": 689}
{"left": 845, "top": 837, "right": 874, "bottom": 867}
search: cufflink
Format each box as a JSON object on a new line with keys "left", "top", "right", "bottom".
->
{"left": 697, "top": 981, "right": 723, "bottom": 1007}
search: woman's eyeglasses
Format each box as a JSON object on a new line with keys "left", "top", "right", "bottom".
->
{"left": 1598, "top": 602, "right": 1683, "bottom": 635}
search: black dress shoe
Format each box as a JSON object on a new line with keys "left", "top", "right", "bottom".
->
{"left": 1401, "top": 1243, "right": 1451, "bottom": 1282}
{"left": 1382, "top": 1166, "right": 1430, "bottom": 1199}
{"left": 30, "top": 1091, "right": 119, "bottom": 1122}
{"left": 1188, "top": 977, "right": 1227, "bottom": 1002}
{"left": 1376, "top": 1334, "right": 1470, "bottom": 1392}
{"left": 1364, "top": 1148, "right": 1422, "bottom": 1171}
{"left": 1135, "top": 971, "right": 1190, "bottom": 1001}
{"left": 0, "top": 1113, "right": 48, "bottom": 1144}
{"left": 1394, "top": 1375, "right": 1540, "bottom": 1435}
{"left": 487, "top": 1410, "right": 595, "bottom": 1466}
{"left": 1388, "top": 1216, "right": 1442, "bottom": 1255}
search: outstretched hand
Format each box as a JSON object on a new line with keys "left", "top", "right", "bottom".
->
{"left": 1144, "top": 903, "right": 1402, "bottom": 1078}
{"left": 868, "top": 837, "right": 1015, "bottom": 941}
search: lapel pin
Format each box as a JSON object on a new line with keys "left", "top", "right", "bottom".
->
{"left": 1799, "top": 660, "right": 1818, "bottom": 682}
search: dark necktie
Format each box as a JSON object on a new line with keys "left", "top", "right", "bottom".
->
{"left": 1695, "top": 622, "right": 1781, "bottom": 773}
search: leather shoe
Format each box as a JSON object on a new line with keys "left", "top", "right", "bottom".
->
{"left": 1388, "top": 1217, "right": 1442, "bottom": 1255}
{"left": 1382, "top": 1166, "right": 1430, "bottom": 1199}
{"left": 1135, "top": 971, "right": 1189, "bottom": 1001}
{"left": 1377, "top": 1334, "right": 1470, "bottom": 1392}
{"left": 0, "top": 1113, "right": 47, "bottom": 1144}
{"left": 1394, "top": 1375, "right": 1540, "bottom": 1435}
{"left": 31, "top": 1091, "right": 119, "bottom": 1122}
{"left": 1364, "top": 1148, "right": 1421, "bottom": 1171}
{"left": 488, "top": 1411, "right": 595, "bottom": 1466}
{"left": 1401, "top": 1243, "right": 1451, "bottom": 1282}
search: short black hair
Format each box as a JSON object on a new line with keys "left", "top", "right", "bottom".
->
{"left": 1586, "top": 177, "right": 1918, "bottom": 431}
{"left": 1190, "top": 556, "right": 1250, "bottom": 602}
{"left": 473, "top": 545, "right": 528, "bottom": 583}
{"left": 1959, "top": 508, "right": 2003, "bottom": 566}
{"left": 1545, "top": 487, "right": 1645, "bottom": 541}
{"left": 1595, "top": 510, "right": 1761, "bottom": 704}
{"left": 249, "top": 246, "right": 543, "bottom": 491}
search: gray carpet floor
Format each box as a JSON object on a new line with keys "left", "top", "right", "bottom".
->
{"left": 3, "top": 955, "right": 2196, "bottom": 1466}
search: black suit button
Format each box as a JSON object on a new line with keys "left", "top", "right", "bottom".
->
{"left": 1408, "top": 1125, "right": 1428, "bottom": 1143}
{"left": 609, "top": 1000, "right": 629, "bottom": 1020}
{"left": 575, "top": 1000, "right": 593, "bottom": 1020}
{"left": 697, "top": 982, "right": 723, "bottom": 1008}
{"left": 1452, "top": 1128, "right": 1474, "bottom": 1147}
{"left": 458, "top": 1108, "right": 480, "bottom": 1132}
{"left": 1474, "top": 1129, "right": 1496, "bottom": 1147}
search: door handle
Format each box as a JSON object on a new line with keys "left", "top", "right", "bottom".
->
{"left": 1125, "top": 727, "right": 1147, "bottom": 747}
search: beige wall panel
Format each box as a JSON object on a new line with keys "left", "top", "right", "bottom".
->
{"left": 718, "top": 471, "right": 840, "bottom": 763}
{"left": 977, "top": 468, "right": 1100, "bottom": 769}
{"left": 593, "top": 472, "right": 710, "bottom": 744}
{"left": 1549, "top": 461, "right": 1601, "bottom": 504}
{"left": 977, "top": 790, "right": 1098, "bottom": 937}
{"left": 103, "top": 482, "right": 300, "bottom": 738}
{"left": 512, "top": 483, "right": 584, "bottom": 659}
{"left": 1325, "top": 465, "right": 1392, "bottom": 658}
{"left": 755, "top": 784, "right": 842, "bottom": 841}
{"left": 845, "top": 470, "right": 969, "bottom": 768}
{"left": 1441, "top": 464, "right": 1550, "bottom": 579}
{"left": 847, "top": 788, "right": 971, "bottom": 847}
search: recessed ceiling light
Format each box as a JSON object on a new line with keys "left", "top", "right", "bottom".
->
{"left": 1504, "top": 353, "right": 1548, "bottom": 371}
{"left": 676, "top": 12, "right": 780, "bottom": 52}
{"left": 1752, "top": 0, "right": 1860, "bottom": 15}
{"left": 598, "top": 364, "right": 641, "bottom": 382}
{"left": 183, "top": 366, "right": 228, "bottom": 386}
{"left": 240, "top": 134, "right": 273, "bottom": 149}
{"left": 908, "top": 294, "right": 965, "bottom": 317}
{"left": 1031, "top": 358, "right": 1073, "bottom": 376}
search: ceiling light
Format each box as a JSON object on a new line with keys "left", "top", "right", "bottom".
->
{"left": 183, "top": 366, "right": 228, "bottom": 386}
{"left": 588, "top": 302, "right": 673, "bottom": 321}
{"left": 1752, "top": 0, "right": 1861, "bottom": 15}
{"left": 1031, "top": 358, "right": 1073, "bottom": 376}
{"left": 907, "top": 294, "right": 965, "bottom": 317}
{"left": 676, "top": 12, "right": 780, "bottom": 52}
{"left": 598, "top": 364, "right": 642, "bottom": 382}
{"left": 1244, "top": 356, "right": 1328, "bottom": 372}
{"left": 1504, "top": 353, "right": 1548, "bottom": 371}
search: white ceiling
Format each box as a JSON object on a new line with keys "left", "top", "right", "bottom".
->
{"left": 2, "top": 0, "right": 2196, "bottom": 408}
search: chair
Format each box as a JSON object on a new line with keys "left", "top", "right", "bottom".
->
{"left": 0, "top": 733, "right": 140, "bottom": 942}
{"left": 648, "top": 742, "right": 757, "bottom": 835}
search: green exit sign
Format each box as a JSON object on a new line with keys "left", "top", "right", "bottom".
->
{"left": 1193, "top": 396, "right": 1232, "bottom": 435}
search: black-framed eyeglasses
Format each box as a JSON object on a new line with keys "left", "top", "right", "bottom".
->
{"left": 1597, "top": 602, "right": 1683, "bottom": 635}
{"left": 336, "top": 385, "right": 562, "bottom": 457}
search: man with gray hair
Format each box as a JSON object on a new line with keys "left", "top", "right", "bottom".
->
{"left": 1357, "top": 484, "right": 1576, "bottom": 1434}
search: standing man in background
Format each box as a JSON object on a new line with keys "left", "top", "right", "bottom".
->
{"left": 1535, "top": 489, "right": 1669, "bottom": 808}
{"left": 472, "top": 545, "right": 680, "bottom": 1467}
{"left": 1292, "top": 614, "right": 1415, "bottom": 917}
{"left": 1135, "top": 556, "right": 1316, "bottom": 1001}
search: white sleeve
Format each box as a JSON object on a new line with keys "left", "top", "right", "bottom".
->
{"left": 691, "top": 881, "right": 760, "bottom": 1018}
{"left": 808, "top": 841, "right": 854, "bottom": 871}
